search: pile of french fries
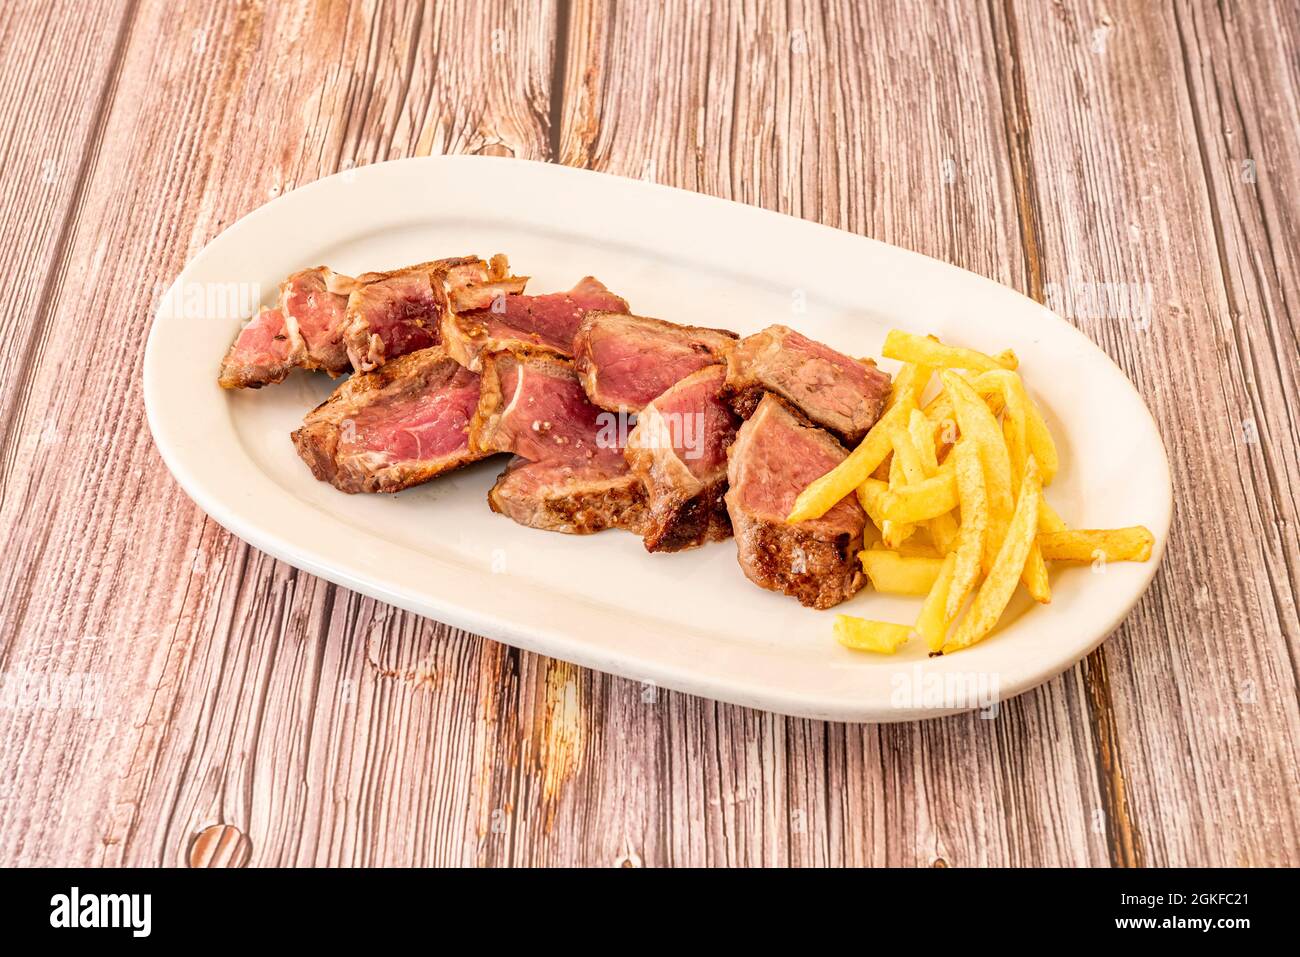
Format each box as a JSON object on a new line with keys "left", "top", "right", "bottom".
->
{"left": 787, "top": 330, "right": 1154, "bottom": 656}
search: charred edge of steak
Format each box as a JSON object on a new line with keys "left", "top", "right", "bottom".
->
{"left": 488, "top": 464, "right": 649, "bottom": 535}
{"left": 731, "top": 518, "right": 865, "bottom": 609}
{"left": 642, "top": 480, "right": 732, "bottom": 553}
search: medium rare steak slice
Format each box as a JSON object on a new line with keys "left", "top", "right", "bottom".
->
{"left": 489, "top": 456, "right": 647, "bottom": 535}
{"left": 443, "top": 277, "right": 628, "bottom": 371}
{"left": 625, "top": 365, "right": 736, "bottom": 552}
{"left": 218, "top": 306, "right": 303, "bottom": 389}
{"left": 725, "top": 324, "right": 892, "bottom": 444}
{"left": 573, "top": 311, "right": 738, "bottom": 412}
{"left": 279, "top": 267, "right": 357, "bottom": 375}
{"left": 724, "top": 394, "right": 866, "bottom": 608}
{"left": 472, "top": 350, "right": 644, "bottom": 534}
{"left": 343, "top": 255, "right": 520, "bottom": 373}
{"left": 292, "top": 346, "right": 491, "bottom": 494}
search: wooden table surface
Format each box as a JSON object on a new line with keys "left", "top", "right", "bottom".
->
{"left": 1, "top": 0, "right": 1296, "bottom": 868}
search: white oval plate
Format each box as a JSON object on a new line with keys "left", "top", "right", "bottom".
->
{"left": 144, "top": 155, "right": 1172, "bottom": 722}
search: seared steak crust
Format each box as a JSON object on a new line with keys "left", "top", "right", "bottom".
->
{"left": 292, "top": 346, "right": 491, "bottom": 493}
{"left": 725, "top": 324, "right": 891, "bottom": 444}
{"left": 489, "top": 457, "right": 647, "bottom": 535}
{"left": 472, "top": 350, "right": 645, "bottom": 534}
{"left": 725, "top": 394, "right": 866, "bottom": 608}
{"left": 625, "top": 365, "right": 736, "bottom": 552}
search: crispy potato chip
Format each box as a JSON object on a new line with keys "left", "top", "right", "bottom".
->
{"left": 943, "top": 458, "right": 1043, "bottom": 652}
{"left": 787, "top": 393, "right": 915, "bottom": 523}
{"left": 860, "top": 549, "right": 945, "bottom": 595}
{"left": 945, "top": 436, "right": 988, "bottom": 620}
{"left": 883, "top": 330, "right": 1019, "bottom": 374}
{"left": 916, "top": 551, "right": 958, "bottom": 652}
{"left": 834, "top": 616, "right": 913, "bottom": 654}
{"left": 1039, "top": 527, "right": 1154, "bottom": 563}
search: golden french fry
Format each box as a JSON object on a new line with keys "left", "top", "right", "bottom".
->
{"left": 977, "top": 368, "right": 1059, "bottom": 485}
{"left": 1038, "top": 527, "right": 1154, "bottom": 563}
{"left": 834, "top": 616, "right": 913, "bottom": 654}
{"left": 1039, "top": 498, "right": 1067, "bottom": 533}
{"left": 943, "top": 458, "right": 1044, "bottom": 653}
{"left": 860, "top": 549, "right": 945, "bottom": 595}
{"left": 856, "top": 478, "right": 889, "bottom": 530}
{"left": 883, "top": 330, "right": 1018, "bottom": 374}
{"left": 1003, "top": 413, "right": 1051, "bottom": 603}
{"left": 787, "top": 393, "right": 915, "bottom": 523}
{"left": 941, "top": 371, "right": 1014, "bottom": 570}
{"left": 888, "top": 538, "right": 943, "bottom": 558}
{"left": 908, "top": 409, "right": 939, "bottom": 473}
{"left": 879, "top": 471, "right": 959, "bottom": 524}
{"left": 887, "top": 362, "right": 933, "bottom": 412}
{"left": 945, "top": 436, "right": 988, "bottom": 620}
{"left": 916, "top": 551, "right": 959, "bottom": 652}
{"left": 881, "top": 437, "right": 917, "bottom": 548}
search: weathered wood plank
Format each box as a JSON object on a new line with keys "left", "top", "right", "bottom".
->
{"left": 0, "top": 0, "right": 134, "bottom": 495}
{"left": 0, "top": 0, "right": 557, "bottom": 867}
{"left": 1003, "top": 0, "right": 1300, "bottom": 865}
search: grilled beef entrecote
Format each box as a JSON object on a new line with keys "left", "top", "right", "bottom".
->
{"left": 725, "top": 324, "right": 891, "bottom": 444}
{"left": 625, "top": 364, "right": 736, "bottom": 552}
{"left": 724, "top": 393, "right": 866, "bottom": 608}
{"left": 472, "top": 350, "right": 644, "bottom": 534}
{"left": 443, "top": 276, "right": 628, "bottom": 371}
{"left": 291, "top": 346, "right": 492, "bottom": 493}
{"left": 573, "top": 310, "right": 737, "bottom": 413}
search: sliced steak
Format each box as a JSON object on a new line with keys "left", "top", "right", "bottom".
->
{"left": 292, "top": 346, "right": 491, "bottom": 493}
{"left": 472, "top": 350, "right": 644, "bottom": 534}
{"left": 489, "top": 456, "right": 647, "bottom": 535}
{"left": 724, "top": 394, "right": 866, "bottom": 608}
{"left": 218, "top": 306, "right": 302, "bottom": 389}
{"left": 343, "top": 255, "right": 519, "bottom": 373}
{"left": 443, "top": 276, "right": 628, "bottom": 371}
{"left": 279, "top": 266, "right": 357, "bottom": 376}
{"left": 573, "top": 311, "right": 738, "bottom": 412}
{"left": 625, "top": 364, "right": 736, "bottom": 552}
{"left": 725, "top": 324, "right": 892, "bottom": 444}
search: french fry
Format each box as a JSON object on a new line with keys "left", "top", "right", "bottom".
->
{"left": 942, "top": 371, "right": 1014, "bottom": 570}
{"left": 916, "top": 551, "right": 959, "bottom": 653}
{"left": 1039, "top": 498, "right": 1067, "bottom": 533}
{"left": 834, "top": 616, "right": 913, "bottom": 654}
{"left": 883, "top": 330, "right": 1019, "bottom": 374}
{"left": 945, "top": 437, "right": 988, "bottom": 620}
{"left": 856, "top": 478, "right": 889, "bottom": 530}
{"left": 879, "top": 470, "right": 959, "bottom": 524}
{"left": 1002, "top": 411, "right": 1051, "bottom": 603}
{"left": 978, "top": 368, "right": 1059, "bottom": 485}
{"left": 908, "top": 409, "right": 939, "bottom": 472}
{"left": 907, "top": 409, "right": 959, "bottom": 554}
{"left": 881, "top": 435, "right": 917, "bottom": 548}
{"left": 860, "top": 549, "right": 946, "bottom": 595}
{"left": 1038, "top": 527, "right": 1154, "bottom": 563}
{"left": 888, "top": 361, "right": 933, "bottom": 409}
{"left": 943, "top": 458, "right": 1044, "bottom": 653}
{"left": 787, "top": 393, "right": 915, "bottom": 523}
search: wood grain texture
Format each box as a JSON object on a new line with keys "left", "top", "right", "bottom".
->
{"left": 0, "top": 0, "right": 1296, "bottom": 867}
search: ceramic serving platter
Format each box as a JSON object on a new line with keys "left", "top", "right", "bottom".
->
{"left": 143, "top": 155, "right": 1172, "bottom": 721}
